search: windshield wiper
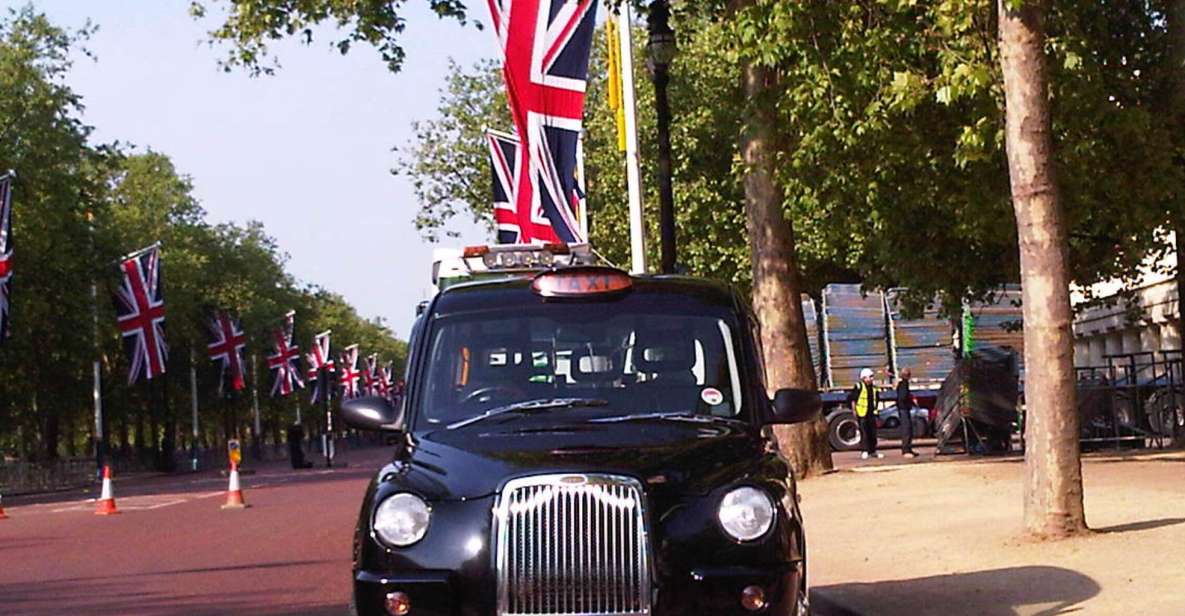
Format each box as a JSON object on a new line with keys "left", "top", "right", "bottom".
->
{"left": 588, "top": 411, "right": 743, "bottom": 425}
{"left": 446, "top": 397, "right": 609, "bottom": 430}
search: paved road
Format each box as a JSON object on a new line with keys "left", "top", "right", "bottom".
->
{"left": 1, "top": 438, "right": 967, "bottom": 615}
{"left": 0, "top": 447, "right": 394, "bottom": 616}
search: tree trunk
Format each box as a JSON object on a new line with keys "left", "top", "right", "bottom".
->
{"left": 1170, "top": 0, "right": 1185, "bottom": 448}
{"left": 998, "top": 0, "right": 1088, "bottom": 539}
{"left": 739, "top": 59, "right": 833, "bottom": 479}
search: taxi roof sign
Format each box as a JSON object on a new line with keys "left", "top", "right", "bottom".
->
{"left": 531, "top": 267, "right": 633, "bottom": 298}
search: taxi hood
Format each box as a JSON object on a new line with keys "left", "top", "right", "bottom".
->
{"left": 383, "top": 418, "right": 779, "bottom": 500}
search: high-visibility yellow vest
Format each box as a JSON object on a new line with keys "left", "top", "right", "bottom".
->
{"left": 855, "top": 382, "right": 877, "bottom": 418}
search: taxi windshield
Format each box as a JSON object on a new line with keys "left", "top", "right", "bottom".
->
{"left": 417, "top": 307, "right": 745, "bottom": 428}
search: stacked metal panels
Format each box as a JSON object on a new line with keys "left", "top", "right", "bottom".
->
{"left": 886, "top": 290, "right": 955, "bottom": 385}
{"left": 823, "top": 284, "right": 889, "bottom": 389}
{"left": 801, "top": 295, "right": 822, "bottom": 386}
{"left": 968, "top": 285, "right": 1025, "bottom": 378}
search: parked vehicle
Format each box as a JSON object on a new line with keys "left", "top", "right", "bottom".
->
{"left": 823, "top": 402, "right": 932, "bottom": 452}
{"left": 342, "top": 245, "right": 817, "bottom": 616}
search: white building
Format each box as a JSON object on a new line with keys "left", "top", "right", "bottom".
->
{"left": 1071, "top": 234, "right": 1181, "bottom": 367}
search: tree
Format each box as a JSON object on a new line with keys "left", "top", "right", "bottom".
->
{"left": 1168, "top": 0, "right": 1185, "bottom": 373}
{"left": 997, "top": 0, "right": 1086, "bottom": 538}
{"left": 728, "top": 0, "right": 833, "bottom": 477}
{"left": 0, "top": 7, "right": 103, "bottom": 460}
{"left": 0, "top": 7, "right": 407, "bottom": 462}
{"left": 189, "top": 0, "right": 473, "bottom": 75}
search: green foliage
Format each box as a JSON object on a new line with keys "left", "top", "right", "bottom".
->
{"left": 398, "top": 16, "right": 751, "bottom": 283}
{"left": 721, "top": 0, "right": 1178, "bottom": 309}
{"left": 190, "top": 0, "right": 475, "bottom": 75}
{"left": 399, "top": 1, "right": 1180, "bottom": 317}
{"left": 394, "top": 58, "right": 508, "bottom": 242}
{"left": 0, "top": 7, "right": 404, "bottom": 462}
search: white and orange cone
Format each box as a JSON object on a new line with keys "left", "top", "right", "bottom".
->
{"left": 94, "top": 465, "right": 120, "bottom": 516}
{"left": 221, "top": 461, "right": 249, "bottom": 510}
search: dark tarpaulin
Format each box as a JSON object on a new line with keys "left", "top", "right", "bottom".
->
{"left": 935, "top": 347, "right": 1019, "bottom": 454}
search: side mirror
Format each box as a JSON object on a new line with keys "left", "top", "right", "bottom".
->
{"left": 769, "top": 388, "right": 822, "bottom": 424}
{"left": 340, "top": 396, "right": 404, "bottom": 432}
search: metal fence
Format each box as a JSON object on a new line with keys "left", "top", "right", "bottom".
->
{"left": 1075, "top": 351, "right": 1184, "bottom": 450}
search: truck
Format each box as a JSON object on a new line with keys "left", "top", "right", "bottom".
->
{"left": 808, "top": 284, "right": 1024, "bottom": 451}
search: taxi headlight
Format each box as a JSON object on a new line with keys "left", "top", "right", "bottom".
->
{"left": 374, "top": 493, "right": 431, "bottom": 547}
{"left": 718, "top": 486, "right": 775, "bottom": 542}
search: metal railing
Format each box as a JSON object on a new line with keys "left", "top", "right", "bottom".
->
{"left": 1075, "top": 351, "right": 1183, "bottom": 450}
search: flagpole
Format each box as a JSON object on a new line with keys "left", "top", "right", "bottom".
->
{"left": 251, "top": 352, "right": 262, "bottom": 460}
{"left": 617, "top": 3, "right": 648, "bottom": 274}
{"left": 189, "top": 347, "right": 200, "bottom": 470}
{"left": 113, "top": 241, "right": 162, "bottom": 265}
{"left": 323, "top": 363, "right": 333, "bottom": 468}
{"left": 320, "top": 329, "right": 333, "bottom": 468}
{"left": 86, "top": 202, "right": 105, "bottom": 477}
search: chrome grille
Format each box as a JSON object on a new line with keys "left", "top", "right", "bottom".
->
{"left": 495, "top": 474, "right": 651, "bottom": 616}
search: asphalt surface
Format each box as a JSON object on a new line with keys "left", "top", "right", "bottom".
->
{"left": 0, "top": 446, "right": 393, "bottom": 616}
{"left": 1, "top": 438, "right": 936, "bottom": 616}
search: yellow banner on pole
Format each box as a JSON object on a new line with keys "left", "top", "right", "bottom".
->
{"left": 606, "top": 15, "right": 627, "bottom": 153}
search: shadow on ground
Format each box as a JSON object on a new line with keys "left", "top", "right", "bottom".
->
{"left": 812, "top": 565, "right": 1100, "bottom": 616}
{"left": 0, "top": 561, "right": 348, "bottom": 616}
{"left": 1095, "top": 517, "right": 1185, "bottom": 534}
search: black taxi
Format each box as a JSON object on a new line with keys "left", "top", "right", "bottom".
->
{"left": 341, "top": 248, "right": 819, "bottom": 616}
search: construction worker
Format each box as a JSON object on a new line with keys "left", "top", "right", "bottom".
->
{"left": 848, "top": 368, "right": 883, "bottom": 460}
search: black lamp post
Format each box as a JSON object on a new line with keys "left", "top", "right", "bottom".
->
{"left": 648, "top": 0, "right": 677, "bottom": 274}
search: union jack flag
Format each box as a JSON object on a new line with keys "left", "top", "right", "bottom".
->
{"left": 206, "top": 310, "right": 247, "bottom": 393}
{"left": 267, "top": 310, "right": 303, "bottom": 397}
{"left": 306, "top": 330, "right": 335, "bottom": 403}
{"left": 486, "top": 0, "right": 595, "bottom": 244}
{"left": 339, "top": 344, "right": 362, "bottom": 399}
{"left": 0, "top": 172, "right": 12, "bottom": 343}
{"left": 487, "top": 129, "right": 522, "bottom": 244}
{"left": 113, "top": 245, "right": 167, "bottom": 384}
{"left": 377, "top": 360, "right": 393, "bottom": 399}
{"left": 363, "top": 354, "right": 380, "bottom": 396}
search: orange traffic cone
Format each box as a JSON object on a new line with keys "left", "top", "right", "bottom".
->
{"left": 221, "top": 461, "right": 249, "bottom": 510}
{"left": 0, "top": 490, "right": 9, "bottom": 519}
{"left": 94, "top": 465, "right": 120, "bottom": 516}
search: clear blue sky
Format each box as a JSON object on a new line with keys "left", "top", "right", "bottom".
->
{"left": 8, "top": 0, "right": 494, "bottom": 339}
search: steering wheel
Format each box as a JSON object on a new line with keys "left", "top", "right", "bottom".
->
{"left": 461, "top": 385, "right": 522, "bottom": 405}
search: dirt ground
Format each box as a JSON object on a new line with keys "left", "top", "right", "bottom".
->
{"left": 801, "top": 449, "right": 1185, "bottom": 615}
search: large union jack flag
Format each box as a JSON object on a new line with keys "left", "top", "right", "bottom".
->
{"left": 267, "top": 310, "right": 303, "bottom": 397}
{"left": 306, "top": 330, "right": 335, "bottom": 403}
{"left": 339, "top": 344, "right": 362, "bottom": 400}
{"left": 206, "top": 309, "right": 247, "bottom": 393}
{"left": 486, "top": 0, "right": 595, "bottom": 244}
{"left": 114, "top": 245, "right": 167, "bottom": 384}
{"left": 0, "top": 172, "right": 12, "bottom": 344}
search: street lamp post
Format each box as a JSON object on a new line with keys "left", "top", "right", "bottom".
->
{"left": 648, "top": 0, "right": 677, "bottom": 275}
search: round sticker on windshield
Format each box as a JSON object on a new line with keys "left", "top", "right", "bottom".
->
{"left": 701, "top": 387, "right": 724, "bottom": 406}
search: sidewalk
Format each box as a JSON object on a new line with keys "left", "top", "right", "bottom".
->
{"left": 802, "top": 450, "right": 1185, "bottom": 615}
{"left": 1, "top": 443, "right": 379, "bottom": 508}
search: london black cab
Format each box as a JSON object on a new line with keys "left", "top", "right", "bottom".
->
{"left": 342, "top": 244, "right": 820, "bottom": 616}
